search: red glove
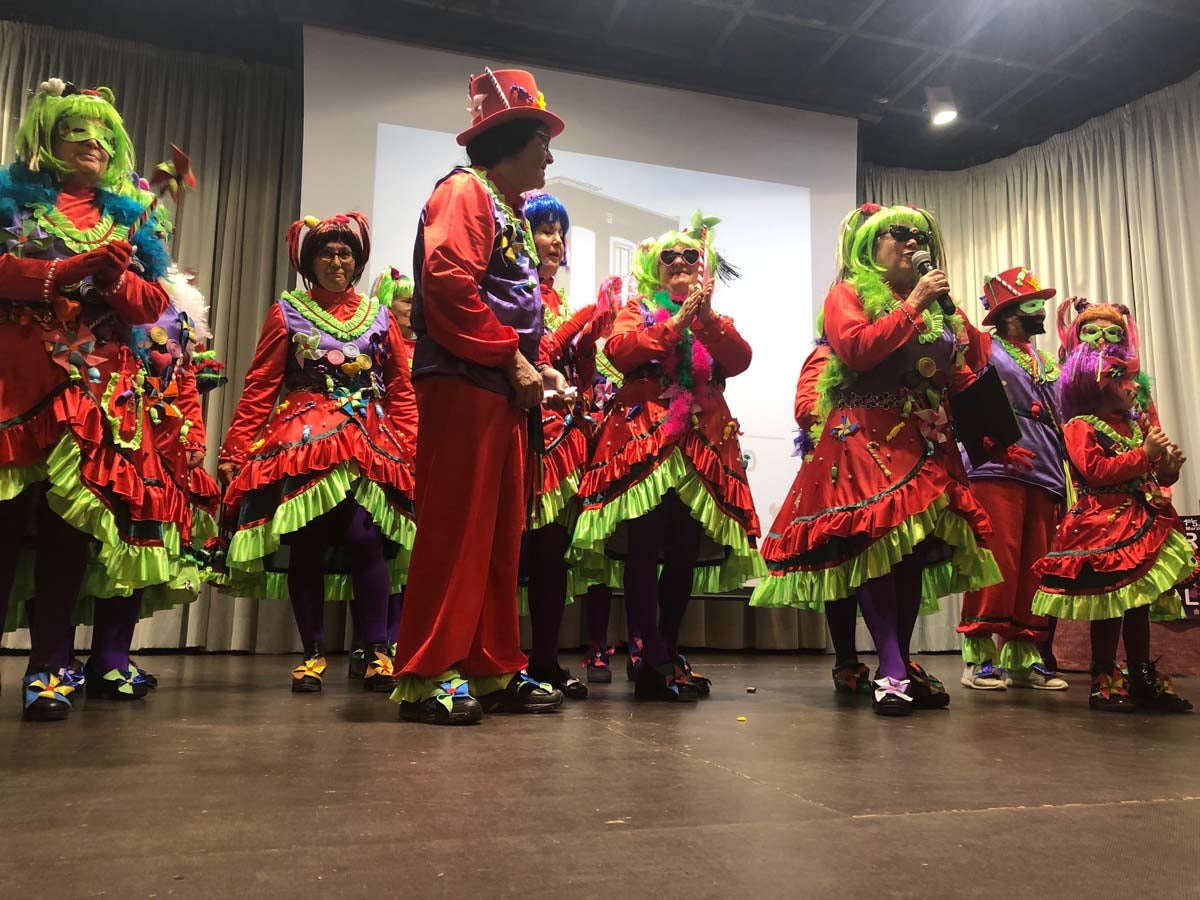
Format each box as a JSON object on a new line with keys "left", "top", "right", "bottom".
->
{"left": 93, "top": 240, "right": 134, "bottom": 287}
{"left": 1004, "top": 445, "right": 1037, "bottom": 473}
{"left": 52, "top": 247, "right": 113, "bottom": 288}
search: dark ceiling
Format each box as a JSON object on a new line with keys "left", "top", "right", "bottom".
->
{"left": 10, "top": 0, "right": 1200, "bottom": 170}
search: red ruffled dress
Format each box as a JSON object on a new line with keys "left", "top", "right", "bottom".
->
{"left": 750, "top": 281, "right": 1001, "bottom": 610}
{"left": 1032, "top": 414, "right": 1195, "bottom": 621}
{"left": 531, "top": 277, "right": 593, "bottom": 530}
{"left": 0, "top": 170, "right": 189, "bottom": 630}
{"left": 567, "top": 295, "right": 765, "bottom": 594}
{"left": 219, "top": 286, "right": 417, "bottom": 601}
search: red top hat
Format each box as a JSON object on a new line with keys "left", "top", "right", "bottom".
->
{"left": 456, "top": 68, "right": 565, "bottom": 146}
{"left": 980, "top": 266, "right": 1056, "bottom": 326}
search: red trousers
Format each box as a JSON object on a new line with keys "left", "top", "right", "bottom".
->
{"left": 393, "top": 376, "right": 529, "bottom": 679}
{"left": 959, "top": 478, "right": 1058, "bottom": 642}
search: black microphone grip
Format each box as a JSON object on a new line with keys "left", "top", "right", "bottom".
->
{"left": 911, "top": 250, "right": 956, "bottom": 315}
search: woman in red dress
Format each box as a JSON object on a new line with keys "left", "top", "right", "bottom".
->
{"left": 218, "top": 213, "right": 417, "bottom": 693}
{"left": 568, "top": 219, "right": 764, "bottom": 702}
{"left": 0, "top": 80, "right": 183, "bottom": 720}
{"left": 750, "top": 203, "right": 1000, "bottom": 716}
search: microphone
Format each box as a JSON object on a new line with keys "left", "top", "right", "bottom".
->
{"left": 911, "top": 249, "right": 955, "bottom": 315}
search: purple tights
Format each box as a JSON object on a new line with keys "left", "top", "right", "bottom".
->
{"left": 527, "top": 522, "right": 570, "bottom": 670}
{"left": 0, "top": 489, "right": 90, "bottom": 672}
{"left": 622, "top": 491, "right": 703, "bottom": 670}
{"left": 854, "top": 554, "right": 924, "bottom": 682}
{"left": 91, "top": 590, "right": 144, "bottom": 673}
{"left": 287, "top": 500, "right": 389, "bottom": 648}
{"left": 1090, "top": 606, "right": 1151, "bottom": 669}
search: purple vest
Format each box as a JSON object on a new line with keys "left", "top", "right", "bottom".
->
{"left": 277, "top": 292, "right": 392, "bottom": 399}
{"left": 963, "top": 339, "right": 1066, "bottom": 497}
{"left": 410, "top": 168, "right": 543, "bottom": 396}
{"left": 129, "top": 304, "right": 197, "bottom": 399}
{"left": 844, "top": 322, "right": 961, "bottom": 401}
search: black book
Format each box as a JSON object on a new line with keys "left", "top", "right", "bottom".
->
{"left": 952, "top": 364, "right": 1023, "bottom": 466}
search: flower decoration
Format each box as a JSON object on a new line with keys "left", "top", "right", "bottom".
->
{"left": 4, "top": 216, "right": 51, "bottom": 256}
{"left": 292, "top": 657, "right": 328, "bottom": 681}
{"left": 830, "top": 415, "right": 860, "bottom": 441}
{"left": 860, "top": 202, "right": 882, "bottom": 216}
{"left": 292, "top": 328, "right": 324, "bottom": 365}
{"left": 914, "top": 405, "right": 950, "bottom": 444}
{"left": 44, "top": 324, "right": 104, "bottom": 383}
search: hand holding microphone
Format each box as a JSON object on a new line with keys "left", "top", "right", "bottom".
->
{"left": 910, "top": 249, "right": 955, "bottom": 315}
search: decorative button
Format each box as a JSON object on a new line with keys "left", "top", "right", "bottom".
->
{"left": 149, "top": 326, "right": 169, "bottom": 344}
{"left": 167, "top": 340, "right": 183, "bottom": 359}
{"left": 325, "top": 349, "right": 345, "bottom": 366}
{"left": 355, "top": 354, "right": 372, "bottom": 371}
{"left": 341, "top": 342, "right": 360, "bottom": 358}
{"left": 917, "top": 357, "right": 937, "bottom": 379}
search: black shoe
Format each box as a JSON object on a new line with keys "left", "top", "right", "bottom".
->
{"left": 527, "top": 662, "right": 588, "bottom": 700}
{"left": 361, "top": 643, "right": 397, "bottom": 693}
{"left": 398, "top": 695, "right": 483, "bottom": 725}
{"left": 906, "top": 661, "right": 950, "bottom": 709}
{"left": 128, "top": 659, "right": 158, "bottom": 689}
{"left": 1089, "top": 664, "right": 1136, "bottom": 713}
{"left": 871, "top": 676, "right": 915, "bottom": 717}
{"left": 1127, "top": 660, "right": 1193, "bottom": 713}
{"left": 675, "top": 653, "right": 711, "bottom": 697}
{"left": 84, "top": 661, "right": 151, "bottom": 701}
{"left": 633, "top": 663, "right": 700, "bottom": 703}
{"left": 583, "top": 647, "right": 614, "bottom": 684}
{"left": 291, "top": 643, "right": 327, "bottom": 693}
{"left": 626, "top": 637, "right": 643, "bottom": 682}
{"left": 347, "top": 647, "right": 367, "bottom": 680}
{"left": 478, "top": 672, "right": 564, "bottom": 714}
{"left": 22, "top": 670, "right": 74, "bottom": 722}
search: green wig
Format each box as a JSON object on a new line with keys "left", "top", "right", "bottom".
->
{"left": 370, "top": 267, "right": 414, "bottom": 308}
{"left": 15, "top": 79, "right": 135, "bottom": 188}
{"left": 630, "top": 211, "right": 738, "bottom": 301}
{"left": 835, "top": 202, "right": 947, "bottom": 286}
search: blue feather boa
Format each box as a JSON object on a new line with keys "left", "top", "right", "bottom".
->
{"left": 0, "top": 162, "right": 170, "bottom": 280}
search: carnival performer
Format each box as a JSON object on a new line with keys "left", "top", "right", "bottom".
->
{"left": 218, "top": 212, "right": 417, "bottom": 694}
{"left": 567, "top": 217, "right": 764, "bottom": 702}
{"left": 0, "top": 80, "right": 187, "bottom": 720}
{"left": 750, "top": 203, "right": 1002, "bottom": 717}
{"left": 342, "top": 266, "right": 415, "bottom": 679}
{"left": 521, "top": 191, "right": 593, "bottom": 698}
{"left": 390, "top": 68, "right": 567, "bottom": 725}
{"left": 1032, "top": 301, "right": 1193, "bottom": 713}
{"left": 80, "top": 262, "right": 227, "bottom": 699}
{"left": 956, "top": 267, "right": 1069, "bottom": 691}
{"left": 577, "top": 276, "right": 638, "bottom": 685}
{"left": 793, "top": 337, "right": 950, "bottom": 702}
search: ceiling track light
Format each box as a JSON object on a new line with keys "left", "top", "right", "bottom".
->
{"left": 924, "top": 85, "right": 958, "bottom": 127}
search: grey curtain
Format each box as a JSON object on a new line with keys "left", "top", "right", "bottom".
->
{"left": 866, "top": 69, "right": 1200, "bottom": 652}
{"left": 0, "top": 19, "right": 301, "bottom": 653}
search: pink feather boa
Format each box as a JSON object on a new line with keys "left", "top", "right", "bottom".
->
{"left": 653, "top": 306, "right": 713, "bottom": 438}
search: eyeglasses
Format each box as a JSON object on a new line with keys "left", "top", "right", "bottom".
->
{"left": 659, "top": 248, "right": 701, "bottom": 266}
{"left": 317, "top": 248, "right": 356, "bottom": 264}
{"left": 881, "top": 225, "right": 930, "bottom": 245}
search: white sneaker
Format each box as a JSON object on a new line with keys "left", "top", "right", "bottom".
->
{"left": 1008, "top": 664, "right": 1069, "bottom": 691}
{"left": 960, "top": 662, "right": 1008, "bottom": 690}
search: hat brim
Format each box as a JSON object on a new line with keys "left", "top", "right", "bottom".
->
{"left": 456, "top": 108, "right": 565, "bottom": 146}
{"left": 981, "top": 287, "right": 1057, "bottom": 326}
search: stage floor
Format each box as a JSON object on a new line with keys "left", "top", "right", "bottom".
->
{"left": 1, "top": 652, "right": 1197, "bottom": 899}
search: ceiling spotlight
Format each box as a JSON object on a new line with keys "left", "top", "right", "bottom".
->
{"left": 924, "top": 86, "right": 958, "bottom": 127}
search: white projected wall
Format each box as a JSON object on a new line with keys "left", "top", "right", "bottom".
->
{"left": 302, "top": 26, "right": 858, "bottom": 538}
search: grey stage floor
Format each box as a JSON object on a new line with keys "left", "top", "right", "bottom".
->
{"left": 0, "top": 652, "right": 1197, "bottom": 900}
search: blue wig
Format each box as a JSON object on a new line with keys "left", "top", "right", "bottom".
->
{"left": 523, "top": 191, "right": 569, "bottom": 266}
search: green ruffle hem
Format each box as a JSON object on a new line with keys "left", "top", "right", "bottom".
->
{"left": 225, "top": 461, "right": 416, "bottom": 602}
{"left": 1031, "top": 527, "right": 1193, "bottom": 622}
{"left": 531, "top": 469, "right": 580, "bottom": 532}
{"left": 567, "top": 448, "right": 766, "bottom": 596}
{"left": 749, "top": 492, "right": 1002, "bottom": 610}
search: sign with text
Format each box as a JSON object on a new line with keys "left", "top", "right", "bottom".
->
{"left": 1177, "top": 515, "right": 1200, "bottom": 620}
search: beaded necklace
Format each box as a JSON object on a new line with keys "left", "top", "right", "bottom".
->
{"left": 282, "top": 289, "right": 379, "bottom": 341}
{"left": 996, "top": 335, "right": 1059, "bottom": 383}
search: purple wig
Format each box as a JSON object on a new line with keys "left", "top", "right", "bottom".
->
{"left": 1057, "top": 342, "right": 1142, "bottom": 421}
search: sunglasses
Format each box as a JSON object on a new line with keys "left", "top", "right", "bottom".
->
{"left": 881, "top": 225, "right": 930, "bottom": 245}
{"left": 660, "top": 248, "right": 701, "bottom": 266}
